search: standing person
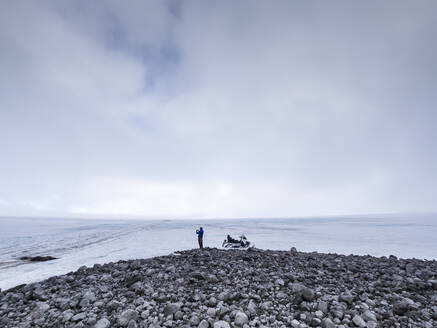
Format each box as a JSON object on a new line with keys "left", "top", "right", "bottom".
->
{"left": 196, "top": 227, "right": 204, "bottom": 249}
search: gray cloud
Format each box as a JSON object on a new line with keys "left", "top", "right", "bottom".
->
{"left": 0, "top": 1, "right": 436, "bottom": 218}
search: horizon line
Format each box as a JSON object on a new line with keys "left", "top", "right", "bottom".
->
{"left": 1, "top": 211, "right": 436, "bottom": 222}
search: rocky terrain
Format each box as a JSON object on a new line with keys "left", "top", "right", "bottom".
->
{"left": 0, "top": 248, "right": 436, "bottom": 328}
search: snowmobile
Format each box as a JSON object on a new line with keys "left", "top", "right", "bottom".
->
{"left": 222, "top": 234, "right": 254, "bottom": 249}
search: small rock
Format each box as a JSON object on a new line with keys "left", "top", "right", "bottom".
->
{"left": 234, "top": 311, "right": 249, "bottom": 326}
{"left": 128, "top": 320, "right": 138, "bottom": 328}
{"left": 191, "top": 272, "right": 205, "bottom": 280}
{"left": 362, "top": 309, "right": 377, "bottom": 322}
{"left": 276, "top": 291, "right": 287, "bottom": 299}
{"left": 367, "top": 322, "right": 377, "bottom": 328}
{"left": 106, "top": 300, "right": 122, "bottom": 312}
{"left": 33, "top": 302, "right": 50, "bottom": 316}
{"left": 63, "top": 310, "right": 74, "bottom": 322}
{"left": 72, "top": 312, "right": 86, "bottom": 322}
{"left": 199, "top": 319, "right": 209, "bottom": 328}
{"left": 213, "top": 321, "right": 231, "bottom": 328}
{"left": 190, "top": 315, "right": 201, "bottom": 325}
{"left": 352, "top": 315, "right": 366, "bottom": 327}
{"left": 207, "top": 308, "right": 216, "bottom": 318}
{"left": 291, "top": 319, "right": 300, "bottom": 328}
{"left": 206, "top": 274, "right": 219, "bottom": 282}
{"left": 317, "top": 301, "right": 328, "bottom": 313}
{"left": 118, "top": 309, "right": 139, "bottom": 326}
{"left": 321, "top": 318, "right": 335, "bottom": 328}
{"left": 275, "top": 278, "right": 285, "bottom": 286}
{"left": 79, "top": 298, "right": 90, "bottom": 308}
{"left": 83, "top": 291, "right": 96, "bottom": 302}
{"left": 247, "top": 299, "right": 257, "bottom": 316}
{"left": 94, "top": 318, "right": 110, "bottom": 328}
{"left": 218, "top": 292, "right": 229, "bottom": 301}
{"left": 311, "top": 317, "right": 322, "bottom": 326}
{"left": 339, "top": 292, "right": 354, "bottom": 305}
{"left": 164, "top": 303, "right": 181, "bottom": 317}
{"left": 314, "top": 310, "right": 324, "bottom": 318}
{"left": 301, "top": 287, "right": 315, "bottom": 301}
{"left": 87, "top": 316, "right": 97, "bottom": 326}
{"left": 393, "top": 300, "right": 410, "bottom": 315}
{"left": 174, "top": 310, "right": 183, "bottom": 320}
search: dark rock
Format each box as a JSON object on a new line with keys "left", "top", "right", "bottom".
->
{"left": 163, "top": 303, "right": 181, "bottom": 317}
{"left": 393, "top": 300, "right": 410, "bottom": 315}
{"left": 20, "top": 256, "right": 57, "bottom": 262}
{"left": 301, "top": 287, "right": 315, "bottom": 301}
{"left": 191, "top": 271, "right": 205, "bottom": 280}
{"left": 339, "top": 292, "right": 355, "bottom": 305}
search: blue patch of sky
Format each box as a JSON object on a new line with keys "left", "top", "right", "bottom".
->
{"left": 54, "top": 1, "right": 183, "bottom": 103}
{"left": 128, "top": 115, "right": 159, "bottom": 136}
{"left": 102, "top": 9, "right": 181, "bottom": 96}
{"left": 167, "top": 0, "right": 183, "bottom": 20}
{"left": 130, "top": 42, "right": 181, "bottom": 93}
{"left": 98, "top": 8, "right": 181, "bottom": 135}
{"left": 146, "top": 42, "right": 181, "bottom": 90}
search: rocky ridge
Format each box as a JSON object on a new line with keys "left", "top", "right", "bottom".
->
{"left": 1, "top": 248, "right": 436, "bottom": 327}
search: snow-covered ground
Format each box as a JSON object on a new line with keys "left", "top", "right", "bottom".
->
{"left": 1, "top": 215, "right": 436, "bottom": 290}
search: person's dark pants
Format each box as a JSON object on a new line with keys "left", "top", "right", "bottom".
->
{"left": 198, "top": 237, "right": 203, "bottom": 249}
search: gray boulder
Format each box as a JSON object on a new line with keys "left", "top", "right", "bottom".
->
{"left": 163, "top": 303, "right": 181, "bottom": 317}
{"left": 83, "top": 291, "right": 96, "bottom": 302}
{"left": 393, "top": 300, "right": 410, "bottom": 315}
{"left": 234, "top": 311, "right": 248, "bottom": 326}
{"left": 213, "top": 321, "right": 231, "bottom": 328}
{"left": 199, "top": 319, "right": 210, "bottom": 328}
{"left": 190, "top": 315, "right": 200, "bottom": 325}
{"left": 72, "top": 312, "right": 86, "bottom": 322}
{"left": 94, "top": 318, "right": 110, "bottom": 328}
{"left": 321, "top": 318, "right": 336, "bottom": 328}
{"left": 301, "top": 287, "right": 315, "bottom": 301}
{"left": 362, "top": 309, "right": 377, "bottom": 322}
{"left": 246, "top": 299, "right": 257, "bottom": 316}
{"left": 339, "top": 292, "right": 354, "bottom": 305}
{"left": 32, "top": 302, "right": 50, "bottom": 317}
{"left": 118, "top": 309, "right": 139, "bottom": 326}
{"left": 127, "top": 320, "right": 138, "bottom": 328}
{"left": 352, "top": 315, "right": 366, "bottom": 327}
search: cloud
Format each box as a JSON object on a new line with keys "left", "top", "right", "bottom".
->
{"left": 0, "top": 1, "right": 436, "bottom": 218}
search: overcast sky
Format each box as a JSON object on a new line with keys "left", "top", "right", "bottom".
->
{"left": 0, "top": 1, "right": 436, "bottom": 219}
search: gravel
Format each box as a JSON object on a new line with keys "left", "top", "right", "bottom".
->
{"left": 0, "top": 247, "right": 436, "bottom": 327}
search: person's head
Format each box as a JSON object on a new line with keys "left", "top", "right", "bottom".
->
{"left": 200, "top": 227, "right": 203, "bottom": 230}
